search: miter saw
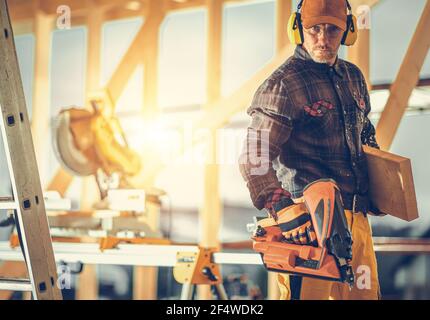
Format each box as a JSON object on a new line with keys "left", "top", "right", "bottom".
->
{"left": 53, "top": 98, "right": 142, "bottom": 200}
{"left": 47, "top": 96, "right": 167, "bottom": 243}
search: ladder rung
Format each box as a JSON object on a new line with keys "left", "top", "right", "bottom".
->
{"left": 0, "top": 197, "right": 17, "bottom": 210}
{"left": 0, "top": 278, "right": 32, "bottom": 291}
{"left": 0, "top": 202, "right": 18, "bottom": 210}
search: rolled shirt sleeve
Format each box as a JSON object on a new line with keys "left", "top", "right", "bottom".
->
{"left": 239, "top": 78, "right": 300, "bottom": 210}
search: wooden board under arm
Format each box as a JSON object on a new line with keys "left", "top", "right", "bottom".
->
{"left": 363, "top": 146, "right": 418, "bottom": 221}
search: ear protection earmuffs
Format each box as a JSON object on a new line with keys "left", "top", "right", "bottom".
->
{"left": 287, "top": 0, "right": 358, "bottom": 46}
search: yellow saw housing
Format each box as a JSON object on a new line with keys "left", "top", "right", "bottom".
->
{"left": 53, "top": 107, "right": 141, "bottom": 178}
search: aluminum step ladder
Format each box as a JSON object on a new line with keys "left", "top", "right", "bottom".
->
{"left": 0, "top": 0, "right": 62, "bottom": 300}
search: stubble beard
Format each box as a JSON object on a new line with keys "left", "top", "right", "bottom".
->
{"left": 308, "top": 48, "right": 337, "bottom": 64}
{"left": 308, "top": 46, "right": 337, "bottom": 63}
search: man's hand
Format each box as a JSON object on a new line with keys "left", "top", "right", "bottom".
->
{"left": 265, "top": 189, "right": 317, "bottom": 245}
{"left": 367, "top": 201, "right": 387, "bottom": 217}
{"left": 276, "top": 202, "right": 317, "bottom": 245}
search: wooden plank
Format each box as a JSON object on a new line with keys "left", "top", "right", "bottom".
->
{"left": 0, "top": 0, "right": 61, "bottom": 299}
{"left": 363, "top": 146, "right": 418, "bottom": 221}
{"left": 376, "top": 1, "right": 430, "bottom": 150}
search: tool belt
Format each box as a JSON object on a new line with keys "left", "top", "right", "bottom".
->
{"left": 342, "top": 192, "right": 369, "bottom": 214}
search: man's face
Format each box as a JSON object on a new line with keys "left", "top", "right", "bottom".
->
{"left": 302, "top": 23, "right": 343, "bottom": 65}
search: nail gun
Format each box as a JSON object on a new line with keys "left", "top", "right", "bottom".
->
{"left": 251, "top": 179, "right": 355, "bottom": 286}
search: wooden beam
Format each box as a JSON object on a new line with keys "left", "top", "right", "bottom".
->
{"left": 197, "top": 0, "right": 224, "bottom": 301}
{"left": 372, "top": 78, "right": 430, "bottom": 91}
{"left": 167, "top": 0, "right": 205, "bottom": 11}
{"left": 133, "top": 265, "right": 158, "bottom": 299}
{"left": 76, "top": 265, "right": 98, "bottom": 300}
{"left": 201, "top": 0, "right": 223, "bottom": 246}
{"left": 376, "top": 0, "right": 430, "bottom": 150}
{"left": 193, "top": 44, "right": 294, "bottom": 133}
{"left": 106, "top": 8, "right": 165, "bottom": 104}
{"left": 104, "top": 6, "right": 149, "bottom": 22}
{"left": 166, "top": 0, "right": 252, "bottom": 12}
{"left": 75, "top": 6, "right": 105, "bottom": 300}
{"left": 142, "top": 0, "right": 164, "bottom": 115}
{"left": 7, "top": 0, "right": 258, "bottom": 24}
{"left": 11, "top": 20, "right": 33, "bottom": 35}
{"left": 270, "top": 0, "right": 292, "bottom": 299}
{"left": 347, "top": 28, "right": 371, "bottom": 89}
{"left": 132, "top": 0, "right": 166, "bottom": 301}
{"left": 206, "top": 0, "right": 223, "bottom": 103}
{"left": 31, "top": 7, "right": 54, "bottom": 183}
{"left": 347, "top": 0, "right": 379, "bottom": 90}
{"left": 350, "top": 0, "right": 380, "bottom": 9}
{"left": 79, "top": 5, "right": 104, "bottom": 212}
{"left": 139, "top": 38, "right": 295, "bottom": 190}
{"left": 276, "top": 0, "right": 291, "bottom": 53}
{"left": 36, "top": 0, "right": 125, "bottom": 16}
{"left": 85, "top": 8, "right": 104, "bottom": 97}
{"left": 133, "top": 202, "right": 161, "bottom": 299}
{"left": 8, "top": 0, "right": 36, "bottom": 22}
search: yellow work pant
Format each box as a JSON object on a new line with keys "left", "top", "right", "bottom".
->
{"left": 277, "top": 210, "right": 381, "bottom": 300}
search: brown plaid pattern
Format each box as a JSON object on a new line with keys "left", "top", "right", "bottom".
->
{"left": 239, "top": 45, "right": 379, "bottom": 211}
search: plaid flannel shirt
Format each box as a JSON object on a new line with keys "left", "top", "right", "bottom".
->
{"left": 239, "top": 45, "right": 379, "bottom": 214}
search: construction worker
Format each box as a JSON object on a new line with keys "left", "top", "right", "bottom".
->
{"left": 239, "top": 0, "right": 384, "bottom": 300}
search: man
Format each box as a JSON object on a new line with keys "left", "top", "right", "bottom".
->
{"left": 239, "top": 0, "right": 382, "bottom": 300}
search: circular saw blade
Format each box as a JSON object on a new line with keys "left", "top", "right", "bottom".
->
{"left": 52, "top": 109, "right": 97, "bottom": 176}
